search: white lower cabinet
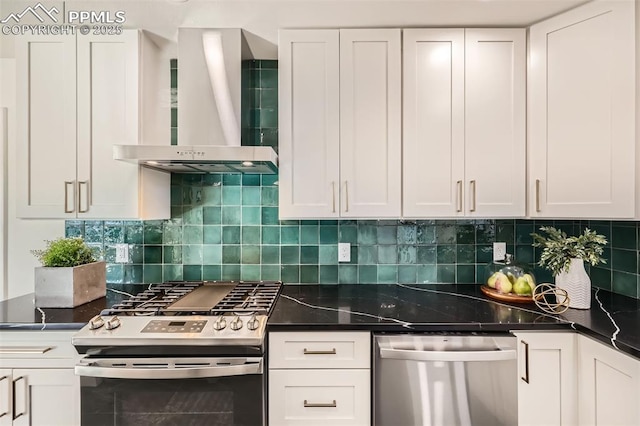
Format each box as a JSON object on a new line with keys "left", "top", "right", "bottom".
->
{"left": 513, "top": 331, "right": 578, "bottom": 426}
{"left": 268, "top": 331, "right": 370, "bottom": 426}
{"left": 578, "top": 335, "right": 640, "bottom": 426}
{"left": 0, "top": 332, "right": 80, "bottom": 426}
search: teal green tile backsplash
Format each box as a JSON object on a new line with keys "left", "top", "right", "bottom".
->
{"left": 63, "top": 59, "right": 640, "bottom": 300}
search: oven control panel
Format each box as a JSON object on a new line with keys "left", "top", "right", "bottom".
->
{"left": 141, "top": 320, "right": 207, "bottom": 333}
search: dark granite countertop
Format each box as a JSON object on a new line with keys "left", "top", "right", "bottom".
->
{"left": 268, "top": 284, "right": 640, "bottom": 360}
{"left": 0, "top": 288, "right": 136, "bottom": 331}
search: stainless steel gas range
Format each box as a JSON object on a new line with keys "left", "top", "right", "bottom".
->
{"left": 72, "top": 280, "right": 282, "bottom": 426}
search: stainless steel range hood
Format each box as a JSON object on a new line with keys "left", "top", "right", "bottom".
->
{"left": 114, "top": 28, "right": 277, "bottom": 174}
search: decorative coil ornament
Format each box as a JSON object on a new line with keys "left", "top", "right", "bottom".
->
{"left": 532, "top": 283, "right": 570, "bottom": 314}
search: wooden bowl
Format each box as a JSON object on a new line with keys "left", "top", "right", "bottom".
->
{"left": 480, "top": 285, "right": 535, "bottom": 304}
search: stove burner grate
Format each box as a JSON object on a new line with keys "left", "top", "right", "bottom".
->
{"left": 102, "top": 281, "right": 282, "bottom": 317}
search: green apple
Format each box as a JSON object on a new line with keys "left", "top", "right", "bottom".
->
{"left": 487, "top": 271, "right": 507, "bottom": 289}
{"left": 513, "top": 277, "right": 533, "bottom": 295}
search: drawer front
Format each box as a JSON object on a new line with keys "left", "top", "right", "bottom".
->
{"left": 0, "top": 331, "right": 78, "bottom": 368}
{"left": 269, "top": 369, "right": 370, "bottom": 426}
{"left": 269, "top": 332, "right": 370, "bottom": 369}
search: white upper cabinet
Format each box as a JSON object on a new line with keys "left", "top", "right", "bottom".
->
{"left": 403, "top": 28, "right": 525, "bottom": 218}
{"left": 17, "top": 30, "right": 169, "bottom": 220}
{"left": 279, "top": 29, "right": 401, "bottom": 219}
{"left": 528, "top": 0, "right": 635, "bottom": 218}
{"left": 403, "top": 29, "right": 465, "bottom": 218}
{"left": 339, "top": 29, "right": 402, "bottom": 218}
{"left": 278, "top": 30, "right": 340, "bottom": 219}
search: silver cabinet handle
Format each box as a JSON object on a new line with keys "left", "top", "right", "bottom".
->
{"left": 64, "top": 181, "right": 75, "bottom": 213}
{"left": 12, "top": 376, "right": 26, "bottom": 421}
{"left": 344, "top": 181, "right": 349, "bottom": 212}
{"left": 331, "top": 181, "right": 336, "bottom": 213}
{"left": 304, "top": 400, "right": 337, "bottom": 408}
{"left": 78, "top": 180, "right": 89, "bottom": 213}
{"left": 0, "top": 376, "right": 7, "bottom": 418}
{"left": 303, "top": 348, "right": 337, "bottom": 355}
{"left": 535, "top": 179, "right": 541, "bottom": 212}
{"left": 521, "top": 340, "right": 530, "bottom": 383}
{"left": 379, "top": 347, "right": 516, "bottom": 362}
{"left": 456, "top": 180, "right": 462, "bottom": 212}
{"left": 0, "top": 346, "right": 53, "bottom": 354}
{"left": 469, "top": 180, "right": 476, "bottom": 212}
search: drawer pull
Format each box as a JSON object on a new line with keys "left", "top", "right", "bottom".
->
{"left": 304, "top": 399, "right": 337, "bottom": 408}
{"left": 0, "top": 376, "right": 7, "bottom": 418}
{"left": 303, "top": 348, "right": 337, "bottom": 355}
{"left": 0, "top": 346, "right": 53, "bottom": 354}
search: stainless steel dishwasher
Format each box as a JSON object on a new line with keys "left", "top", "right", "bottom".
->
{"left": 374, "top": 333, "right": 517, "bottom": 426}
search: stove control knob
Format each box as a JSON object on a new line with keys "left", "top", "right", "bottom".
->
{"left": 89, "top": 315, "right": 105, "bottom": 330}
{"left": 213, "top": 317, "right": 227, "bottom": 331}
{"left": 247, "top": 315, "right": 260, "bottom": 331}
{"left": 230, "top": 316, "right": 243, "bottom": 331}
{"left": 105, "top": 316, "right": 121, "bottom": 330}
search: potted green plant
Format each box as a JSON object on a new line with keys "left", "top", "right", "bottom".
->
{"left": 531, "top": 226, "right": 607, "bottom": 309}
{"left": 32, "top": 237, "right": 106, "bottom": 308}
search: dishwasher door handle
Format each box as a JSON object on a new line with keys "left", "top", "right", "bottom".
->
{"left": 379, "top": 347, "right": 516, "bottom": 362}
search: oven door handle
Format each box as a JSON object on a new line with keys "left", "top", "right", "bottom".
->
{"left": 379, "top": 347, "right": 516, "bottom": 362}
{"left": 75, "top": 359, "right": 263, "bottom": 380}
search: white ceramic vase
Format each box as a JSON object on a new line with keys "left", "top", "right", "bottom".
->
{"left": 555, "top": 258, "right": 591, "bottom": 309}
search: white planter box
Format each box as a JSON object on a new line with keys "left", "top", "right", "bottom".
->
{"left": 34, "top": 261, "right": 106, "bottom": 308}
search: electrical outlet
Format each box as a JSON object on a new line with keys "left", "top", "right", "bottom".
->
{"left": 115, "top": 244, "right": 129, "bottom": 263}
{"left": 338, "top": 243, "right": 351, "bottom": 262}
{"left": 493, "top": 242, "right": 507, "bottom": 262}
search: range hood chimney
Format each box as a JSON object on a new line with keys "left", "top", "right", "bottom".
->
{"left": 114, "top": 28, "right": 278, "bottom": 174}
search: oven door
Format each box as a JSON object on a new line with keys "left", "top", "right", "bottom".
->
{"left": 76, "top": 357, "right": 264, "bottom": 426}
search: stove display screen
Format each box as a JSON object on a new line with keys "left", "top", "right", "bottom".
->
{"left": 141, "top": 320, "right": 207, "bottom": 333}
{"left": 168, "top": 321, "right": 186, "bottom": 327}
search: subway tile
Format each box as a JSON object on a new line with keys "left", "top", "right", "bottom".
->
{"left": 358, "top": 223, "right": 377, "bottom": 245}
{"left": 262, "top": 226, "right": 280, "bottom": 244}
{"left": 590, "top": 266, "right": 612, "bottom": 291}
{"left": 515, "top": 245, "right": 534, "bottom": 264}
{"left": 397, "top": 225, "right": 417, "bottom": 244}
{"left": 320, "top": 226, "right": 338, "bottom": 244}
{"left": 104, "top": 222, "right": 124, "bottom": 244}
{"left": 260, "top": 108, "right": 278, "bottom": 128}
{"left": 203, "top": 226, "right": 222, "bottom": 244}
{"left": 242, "top": 187, "right": 261, "bottom": 206}
{"left": 143, "top": 265, "right": 163, "bottom": 284}
{"left": 437, "top": 265, "right": 456, "bottom": 282}
{"left": 242, "top": 174, "right": 260, "bottom": 186}
{"left": 242, "top": 246, "right": 260, "bottom": 264}
{"left": 398, "top": 246, "right": 416, "bottom": 264}
{"left": 163, "top": 224, "right": 182, "bottom": 245}
{"left": 222, "top": 187, "right": 241, "bottom": 205}
{"left": 456, "top": 225, "right": 475, "bottom": 244}
{"left": 130, "top": 245, "right": 143, "bottom": 264}
{"left": 242, "top": 207, "right": 261, "bottom": 225}
{"left": 281, "top": 246, "right": 299, "bottom": 264}
{"left": 183, "top": 245, "right": 203, "bottom": 265}
{"left": 85, "top": 222, "right": 104, "bottom": 243}
{"left": 163, "top": 246, "right": 182, "bottom": 264}
{"left": 182, "top": 206, "right": 203, "bottom": 225}
{"left": 281, "top": 225, "right": 300, "bottom": 244}
{"left": 65, "top": 221, "right": 84, "bottom": 238}
{"left": 456, "top": 265, "right": 476, "bottom": 284}
{"left": 378, "top": 265, "right": 397, "bottom": 284}
{"left": 496, "top": 222, "right": 515, "bottom": 243}
{"left": 398, "top": 265, "right": 417, "bottom": 284}
{"left": 222, "top": 245, "right": 240, "bottom": 264}
{"left": 124, "top": 265, "right": 143, "bottom": 284}
{"left": 359, "top": 265, "right": 378, "bottom": 284}
{"left": 183, "top": 226, "right": 203, "bottom": 244}
{"left": 203, "top": 245, "right": 222, "bottom": 264}
{"left": 612, "top": 225, "right": 636, "bottom": 250}
{"left": 300, "top": 266, "right": 319, "bottom": 283}
{"left": 261, "top": 88, "right": 278, "bottom": 108}
{"left": 203, "top": 206, "right": 222, "bottom": 225}
{"left": 377, "top": 226, "right": 397, "bottom": 244}
{"left": 222, "top": 226, "right": 241, "bottom": 244}
{"left": 301, "top": 246, "right": 319, "bottom": 264}
{"left": 417, "top": 264, "right": 437, "bottom": 283}
{"left": 436, "top": 224, "right": 456, "bottom": 244}
{"left": 143, "top": 246, "right": 162, "bottom": 264}
{"left": 612, "top": 271, "right": 638, "bottom": 298}
{"left": 261, "top": 265, "right": 281, "bottom": 281}
{"left": 261, "top": 246, "right": 280, "bottom": 264}
{"left": 417, "top": 246, "right": 436, "bottom": 264}
{"left": 261, "top": 207, "right": 279, "bottom": 225}
{"left": 163, "top": 265, "right": 183, "bottom": 281}
{"left": 378, "top": 246, "right": 397, "bottom": 264}
{"left": 262, "top": 187, "right": 278, "bottom": 206}
{"left": 319, "top": 245, "right": 338, "bottom": 264}
{"left": 222, "top": 265, "right": 241, "bottom": 281}
{"left": 456, "top": 245, "right": 475, "bottom": 264}
{"left": 338, "top": 265, "right": 357, "bottom": 284}
{"left": 417, "top": 224, "right": 436, "bottom": 245}
{"left": 437, "top": 245, "right": 455, "bottom": 263}
{"left": 106, "top": 264, "right": 124, "bottom": 284}
{"left": 281, "top": 265, "right": 300, "bottom": 283}
{"left": 222, "top": 174, "right": 241, "bottom": 186}
{"left": 339, "top": 225, "right": 358, "bottom": 243}
{"left": 611, "top": 249, "right": 637, "bottom": 274}
{"left": 320, "top": 265, "right": 339, "bottom": 284}
{"left": 241, "top": 265, "right": 261, "bottom": 281}
{"left": 261, "top": 174, "right": 279, "bottom": 187}
{"left": 242, "top": 226, "right": 261, "bottom": 244}
{"left": 202, "top": 186, "right": 222, "bottom": 206}
{"left": 183, "top": 265, "right": 202, "bottom": 281}
{"left": 221, "top": 206, "right": 241, "bottom": 225}
{"left": 300, "top": 225, "right": 319, "bottom": 244}
{"left": 475, "top": 223, "right": 495, "bottom": 244}
{"left": 515, "top": 222, "right": 535, "bottom": 244}
{"left": 203, "top": 265, "right": 222, "bottom": 281}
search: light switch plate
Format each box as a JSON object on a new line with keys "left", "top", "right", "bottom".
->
{"left": 493, "top": 242, "right": 507, "bottom": 262}
{"left": 338, "top": 243, "right": 351, "bottom": 262}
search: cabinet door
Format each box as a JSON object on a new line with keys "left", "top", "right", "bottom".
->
{"left": 340, "top": 29, "right": 401, "bottom": 218}
{"left": 579, "top": 335, "right": 640, "bottom": 425}
{"left": 77, "top": 30, "right": 142, "bottom": 219}
{"left": 529, "top": 0, "right": 635, "bottom": 218}
{"left": 269, "top": 369, "right": 370, "bottom": 426}
{"left": 403, "top": 29, "right": 465, "bottom": 218}
{"left": 278, "top": 30, "right": 340, "bottom": 219}
{"left": 465, "top": 29, "right": 525, "bottom": 217}
{"left": 16, "top": 34, "right": 77, "bottom": 218}
{"left": 12, "top": 369, "right": 79, "bottom": 426}
{"left": 513, "top": 332, "right": 578, "bottom": 426}
{"left": 0, "top": 370, "right": 11, "bottom": 426}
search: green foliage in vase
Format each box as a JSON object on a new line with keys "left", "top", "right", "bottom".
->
{"left": 531, "top": 226, "right": 607, "bottom": 276}
{"left": 31, "top": 237, "right": 97, "bottom": 267}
